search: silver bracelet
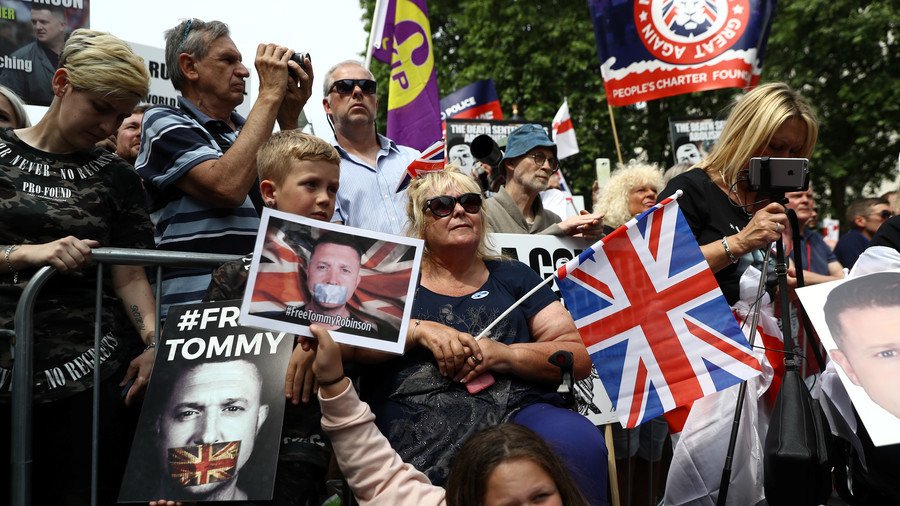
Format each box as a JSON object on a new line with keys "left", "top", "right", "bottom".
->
{"left": 721, "top": 236, "right": 739, "bottom": 264}
{"left": 143, "top": 341, "right": 156, "bottom": 352}
{"left": 4, "top": 245, "right": 18, "bottom": 284}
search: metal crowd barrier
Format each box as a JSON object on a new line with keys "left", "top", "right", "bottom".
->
{"left": 10, "top": 248, "right": 241, "bottom": 506}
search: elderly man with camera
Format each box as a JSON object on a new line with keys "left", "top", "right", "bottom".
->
{"left": 136, "top": 18, "right": 312, "bottom": 320}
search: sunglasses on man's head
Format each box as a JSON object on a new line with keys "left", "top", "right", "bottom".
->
{"left": 424, "top": 193, "right": 482, "bottom": 218}
{"left": 329, "top": 79, "right": 377, "bottom": 96}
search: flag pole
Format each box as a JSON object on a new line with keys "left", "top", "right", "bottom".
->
{"left": 475, "top": 274, "right": 556, "bottom": 340}
{"left": 364, "top": 0, "right": 384, "bottom": 70}
{"left": 606, "top": 100, "right": 624, "bottom": 164}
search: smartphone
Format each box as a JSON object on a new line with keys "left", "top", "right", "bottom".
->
{"left": 595, "top": 158, "right": 611, "bottom": 187}
{"left": 748, "top": 157, "right": 809, "bottom": 192}
{"left": 465, "top": 371, "right": 496, "bottom": 395}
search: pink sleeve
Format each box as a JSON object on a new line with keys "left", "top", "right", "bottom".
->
{"left": 319, "top": 382, "right": 447, "bottom": 506}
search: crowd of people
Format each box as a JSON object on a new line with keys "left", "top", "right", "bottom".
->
{"left": 0, "top": 15, "right": 897, "bottom": 506}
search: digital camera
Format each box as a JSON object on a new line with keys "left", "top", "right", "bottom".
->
{"left": 748, "top": 157, "right": 809, "bottom": 194}
{"left": 288, "top": 52, "right": 309, "bottom": 80}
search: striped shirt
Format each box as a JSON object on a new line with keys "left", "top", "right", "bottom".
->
{"left": 332, "top": 134, "right": 419, "bottom": 235}
{"left": 136, "top": 97, "right": 259, "bottom": 319}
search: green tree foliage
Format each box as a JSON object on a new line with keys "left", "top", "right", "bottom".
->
{"left": 358, "top": 0, "right": 898, "bottom": 217}
{"left": 763, "top": 0, "right": 899, "bottom": 222}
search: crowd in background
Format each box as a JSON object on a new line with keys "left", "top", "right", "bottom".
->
{"left": 0, "top": 14, "right": 898, "bottom": 506}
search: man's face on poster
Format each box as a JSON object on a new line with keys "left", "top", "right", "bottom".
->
{"left": 306, "top": 242, "right": 362, "bottom": 311}
{"left": 159, "top": 360, "right": 269, "bottom": 496}
{"left": 31, "top": 9, "right": 66, "bottom": 47}
{"left": 449, "top": 143, "right": 475, "bottom": 171}
{"left": 830, "top": 306, "right": 900, "bottom": 419}
{"left": 675, "top": 143, "right": 702, "bottom": 164}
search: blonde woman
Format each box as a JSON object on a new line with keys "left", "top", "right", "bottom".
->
{"left": 0, "top": 30, "right": 157, "bottom": 503}
{"left": 360, "top": 166, "right": 608, "bottom": 504}
{"left": 594, "top": 161, "right": 664, "bottom": 232}
{"left": 659, "top": 82, "right": 818, "bottom": 304}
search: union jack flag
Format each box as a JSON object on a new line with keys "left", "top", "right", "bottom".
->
{"left": 168, "top": 441, "right": 240, "bottom": 487}
{"left": 396, "top": 138, "right": 445, "bottom": 192}
{"left": 556, "top": 193, "right": 762, "bottom": 428}
{"left": 249, "top": 216, "right": 416, "bottom": 331}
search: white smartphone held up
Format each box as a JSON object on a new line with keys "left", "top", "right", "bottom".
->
{"left": 596, "top": 158, "right": 611, "bottom": 187}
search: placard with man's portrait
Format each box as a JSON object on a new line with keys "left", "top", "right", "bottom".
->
{"left": 119, "top": 300, "right": 291, "bottom": 502}
{"left": 240, "top": 208, "right": 424, "bottom": 354}
{"left": 796, "top": 270, "right": 900, "bottom": 447}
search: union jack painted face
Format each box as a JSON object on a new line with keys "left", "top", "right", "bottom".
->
{"left": 168, "top": 441, "right": 240, "bottom": 488}
{"left": 160, "top": 360, "right": 268, "bottom": 497}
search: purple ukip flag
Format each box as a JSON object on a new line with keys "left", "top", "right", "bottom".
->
{"left": 373, "top": 0, "right": 442, "bottom": 151}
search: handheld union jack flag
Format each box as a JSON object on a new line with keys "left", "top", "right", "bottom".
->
{"left": 168, "top": 441, "right": 240, "bottom": 487}
{"left": 396, "top": 139, "right": 445, "bottom": 192}
{"left": 556, "top": 192, "right": 762, "bottom": 428}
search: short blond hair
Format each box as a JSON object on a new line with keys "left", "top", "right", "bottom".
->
{"left": 60, "top": 29, "right": 150, "bottom": 100}
{"left": 257, "top": 131, "right": 340, "bottom": 185}
{"left": 406, "top": 165, "right": 496, "bottom": 261}
{"left": 697, "top": 82, "right": 818, "bottom": 190}
{"left": 595, "top": 161, "right": 664, "bottom": 228}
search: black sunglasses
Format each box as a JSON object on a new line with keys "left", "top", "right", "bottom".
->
{"left": 873, "top": 209, "right": 893, "bottom": 220}
{"left": 424, "top": 193, "right": 482, "bottom": 218}
{"left": 329, "top": 79, "right": 377, "bottom": 96}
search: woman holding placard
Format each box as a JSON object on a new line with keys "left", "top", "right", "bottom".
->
{"left": 359, "top": 166, "right": 608, "bottom": 505}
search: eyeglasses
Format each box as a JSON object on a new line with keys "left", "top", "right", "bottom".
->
{"left": 329, "top": 79, "right": 377, "bottom": 96}
{"left": 871, "top": 210, "right": 893, "bottom": 220}
{"left": 424, "top": 193, "right": 482, "bottom": 218}
{"left": 526, "top": 152, "right": 560, "bottom": 172}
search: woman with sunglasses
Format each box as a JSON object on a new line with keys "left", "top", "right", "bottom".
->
{"left": 0, "top": 30, "right": 157, "bottom": 503}
{"left": 358, "top": 166, "right": 608, "bottom": 505}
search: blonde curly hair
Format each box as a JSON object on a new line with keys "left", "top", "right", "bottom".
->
{"left": 594, "top": 161, "right": 664, "bottom": 229}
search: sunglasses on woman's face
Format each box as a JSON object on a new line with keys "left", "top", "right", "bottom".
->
{"left": 424, "top": 193, "right": 482, "bottom": 218}
{"left": 329, "top": 79, "right": 377, "bottom": 96}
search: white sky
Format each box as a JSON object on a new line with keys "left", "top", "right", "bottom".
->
{"left": 25, "top": 0, "right": 369, "bottom": 141}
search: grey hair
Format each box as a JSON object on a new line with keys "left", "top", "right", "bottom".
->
{"left": 322, "top": 59, "right": 373, "bottom": 97}
{"left": 164, "top": 18, "right": 230, "bottom": 91}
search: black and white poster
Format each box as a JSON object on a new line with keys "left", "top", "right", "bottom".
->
{"left": 119, "top": 300, "right": 292, "bottom": 502}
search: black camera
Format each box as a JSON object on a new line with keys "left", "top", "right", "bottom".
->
{"left": 747, "top": 157, "right": 809, "bottom": 195}
{"left": 470, "top": 134, "right": 504, "bottom": 167}
{"left": 288, "top": 52, "right": 309, "bottom": 80}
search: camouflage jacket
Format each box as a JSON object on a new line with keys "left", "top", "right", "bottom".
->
{"left": 0, "top": 128, "right": 155, "bottom": 402}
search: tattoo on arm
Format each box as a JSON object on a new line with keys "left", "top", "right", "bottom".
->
{"left": 130, "top": 304, "right": 146, "bottom": 331}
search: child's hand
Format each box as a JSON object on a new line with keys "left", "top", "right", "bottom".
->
{"left": 308, "top": 325, "right": 346, "bottom": 398}
{"left": 285, "top": 342, "right": 317, "bottom": 404}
